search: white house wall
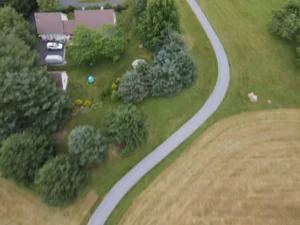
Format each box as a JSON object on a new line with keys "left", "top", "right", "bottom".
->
{"left": 61, "top": 72, "right": 68, "bottom": 91}
{"left": 40, "top": 34, "right": 70, "bottom": 42}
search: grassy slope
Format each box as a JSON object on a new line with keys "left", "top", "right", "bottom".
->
{"left": 105, "top": 0, "right": 300, "bottom": 224}
{"left": 61, "top": 0, "right": 216, "bottom": 209}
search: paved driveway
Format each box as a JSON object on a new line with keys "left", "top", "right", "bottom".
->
{"left": 35, "top": 40, "right": 66, "bottom": 64}
{"left": 86, "top": 0, "right": 230, "bottom": 224}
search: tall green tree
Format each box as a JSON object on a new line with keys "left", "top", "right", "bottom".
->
{"left": 0, "top": 68, "right": 72, "bottom": 140}
{"left": 35, "top": 154, "right": 86, "bottom": 206}
{"left": 137, "top": 0, "right": 180, "bottom": 50}
{"left": 0, "top": 6, "right": 35, "bottom": 47}
{"left": 106, "top": 104, "right": 148, "bottom": 154}
{"left": 68, "top": 25, "right": 98, "bottom": 65}
{"left": 0, "top": 132, "right": 55, "bottom": 186}
{"left": 97, "top": 24, "right": 126, "bottom": 62}
{"left": 68, "top": 125, "right": 107, "bottom": 167}
{"left": 118, "top": 62, "right": 151, "bottom": 103}
{"left": 37, "top": 0, "right": 60, "bottom": 11}
{"left": 3, "top": 0, "right": 38, "bottom": 18}
{"left": 132, "top": 0, "right": 147, "bottom": 18}
{"left": 0, "top": 33, "right": 38, "bottom": 75}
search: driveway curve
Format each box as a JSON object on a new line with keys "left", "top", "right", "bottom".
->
{"left": 87, "top": 0, "right": 230, "bottom": 224}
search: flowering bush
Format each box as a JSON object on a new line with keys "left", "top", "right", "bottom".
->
{"left": 116, "top": 78, "right": 121, "bottom": 84}
{"left": 84, "top": 100, "right": 92, "bottom": 107}
{"left": 75, "top": 99, "right": 83, "bottom": 106}
{"left": 111, "top": 83, "right": 117, "bottom": 90}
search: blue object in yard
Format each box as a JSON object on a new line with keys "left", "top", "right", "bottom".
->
{"left": 68, "top": 41, "right": 73, "bottom": 46}
{"left": 88, "top": 76, "right": 95, "bottom": 84}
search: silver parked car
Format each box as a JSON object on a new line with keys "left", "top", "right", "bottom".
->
{"left": 45, "top": 55, "right": 63, "bottom": 64}
{"left": 47, "top": 42, "right": 63, "bottom": 50}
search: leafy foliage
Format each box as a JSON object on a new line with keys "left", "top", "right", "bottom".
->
{"left": 68, "top": 126, "right": 107, "bottom": 167}
{"left": 137, "top": 0, "right": 180, "bottom": 50}
{"left": 111, "top": 90, "right": 119, "bottom": 101}
{"left": 85, "top": 4, "right": 101, "bottom": 10}
{"left": 69, "top": 24, "right": 126, "bottom": 64}
{"left": 2, "top": 0, "right": 38, "bottom": 18}
{"left": 0, "top": 6, "right": 35, "bottom": 47}
{"left": 68, "top": 25, "right": 98, "bottom": 65}
{"left": 0, "top": 33, "right": 39, "bottom": 75}
{"left": 132, "top": 0, "right": 147, "bottom": 18}
{"left": 103, "top": 3, "right": 112, "bottom": 9}
{"left": 37, "top": 0, "right": 60, "bottom": 11}
{"left": 0, "top": 68, "right": 73, "bottom": 140}
{"left": 35, "top": 154, "right": 86, "bottom": 206}
{"left": 270, "top": 0, "right": 300, "bottom": 65}
{"left": 98, "top": 24, "right": 126, "bottom": 62}
{"left": 118, "top": 62, "right": 151, "bottom": 103}
{"left": 0, "top": 132, "right": 55, "bottom": 186}
{"left": 269, "top": 0, "right": 300, "bottom": 40}
{"left": 106, "top": 104, "right": 148, "bottom": 154}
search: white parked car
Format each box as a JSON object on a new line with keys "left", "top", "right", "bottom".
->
{"left": 47, "top": 42, "right": 63, "bottom": 50}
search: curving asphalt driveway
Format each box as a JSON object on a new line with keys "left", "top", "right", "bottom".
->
{"left": 60, "top": 0, "right": 121, "bottom": 7}
{"left": 87, "top": 0, "right": 230, "bottom": 224}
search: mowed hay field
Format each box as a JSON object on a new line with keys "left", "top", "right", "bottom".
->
{"left": 119, "top": 109, "right": 300, "bottom": 225}
{"left": 0, "top": 178, "right": 98, "bottom": 225}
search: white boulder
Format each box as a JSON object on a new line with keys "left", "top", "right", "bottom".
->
{"left": 132, "top": 59, "right": 146, "bottom": 69}
{"left": 248, "top": 92, "right": 258, "bottom": 102}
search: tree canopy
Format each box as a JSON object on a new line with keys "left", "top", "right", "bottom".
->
{"left": 0, "top": 33, "right": 39, "bottom": 74}
{"left": 118, "top": 62, "right": 151, "bottom": 103}
{"left": 37, "top": 0, "right": 61, "bottom": 12}
{"left": 0, "top": 68, "right": 72, "bottom": 140}
{"left": 0, "top": 132, "right": 55, "bottom": 186}
{"left": 68, "top": 125, "right": 108, "bottom": 167}
{"left": 35, "top": 154, "right": 86, "bottom": 206}
{"left": 137, "top": 0, "right": 180, "bottom": 50}
{"left": 270, "top": 0, "right": 300, "bottom": 65}
{"left": 2, "top": 0, "right": 38, "bottom": 18}
{"left": 106, "top": 104, "right": 148, "bottom": 154}
{"left": 69, "top": 24, "right": 126, "bottom": 64}
{"left": 0, "top": 6, "right": 35, "bottom": 46}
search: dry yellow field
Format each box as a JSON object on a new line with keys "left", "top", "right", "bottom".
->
{"left": 0, "top": 178, "right": 98, "bottom": 225}
{"left": 119, "top": 109, "right": 300, "bottom": 225}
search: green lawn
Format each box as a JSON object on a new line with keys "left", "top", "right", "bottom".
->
{"left": 104, "top": 0, "right": 300, "bottom": 224}
{"left": 56, "top": 0, "right": 217, "bottom": 220}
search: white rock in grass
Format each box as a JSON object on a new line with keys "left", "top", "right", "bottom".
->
{"left": 132, "top": 59, "right": 146, "bottom": 69}
{"left": 248, "top": 92, "right": 258, "bottom": 102}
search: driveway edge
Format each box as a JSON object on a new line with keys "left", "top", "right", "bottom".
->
{"left": 87, "top": 0, "right": 230, "bottom": 224}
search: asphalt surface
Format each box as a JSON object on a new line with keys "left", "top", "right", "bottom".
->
{"left": 60, "top": 0, "right": 122, "bottom": 7}
{"left": 87, "top": 0, "right": 230, "bottom": 224}
{"left": 36, "top": 40, "right": 65, "bottom": 64}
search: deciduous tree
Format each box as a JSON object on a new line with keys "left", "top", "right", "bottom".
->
{"left": 137, "top": 0, "right": 180, "bottom": 50}
{"left": 0, "top": 132, "right": 55, "bottom": 186}
{"left": 3, "top": 0, "right": 38, "bottom": 18}
{"left": 0, "top": 68, "right": 72, "bottom": 140}
{"left": 106, "top": 104, "right": 148, "bottom": 154}
{"left": 68, "top": 125, "right": 107, "bottom": 167}
{"left": 35, "top": 154, "right": 86, "bottom": 206}
{"left": 0, "top": 6, "right": 35, "bottom": 46}
{"left": 37, "top": 0, "right": 60, "bottom": 12}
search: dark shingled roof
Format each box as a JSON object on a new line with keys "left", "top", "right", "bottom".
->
{"left": 35, "top": 10, "right": 115, "bottom": 35}
{"left": 74, "top": 10, "right": 115, "bottom": 30}
{"left": 35, "top": 13, "right": 64, "bottom": 34}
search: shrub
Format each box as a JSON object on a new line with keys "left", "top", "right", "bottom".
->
{"left": 103, "top": 2, "right": 112, "bottom": 9}
{"left": 112, "top": 4, "right": 117, "bottom": 10}
{"left": 120, "top": 2, "right": 128, "bottom": 10}
{"left": 116, "top": 4, "right": 122, "bottom": 12}
{"left": 75, "top": 99, "right": 83, "bottom": 106}
{"left": 116, "top": 77, "right": 121, "bottom": 84}
{"left": 0, "top": 132, "right": 56, "bottom": 186}
{"left": 68, "top": 125, "right": 107, "bottom": 167}
{"left": 106, "top": 104, "right": 148, "bottom": 154}
{"left": 85, "top": 4, "right": 101, "bottom": 10}
{"left": 35, "top": 154, "right": 86, "bottom": 206}
{"left": 61, "top": 5, "right": 74, "bottom": 13}
{"left": 111, "top": 90, "right": 119, "bottom": 101}
{"left": 111, "top": 83, "right": 118, "bottom": 90}
{"left": 132, "top": 0, "right": 147, "bottom": 18}
{"left": 84, "top": 100, "right": 92, "bottom": 107}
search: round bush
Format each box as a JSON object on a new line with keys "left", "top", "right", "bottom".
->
{"left": 35, "top": 154, "right": 86, "bottom": 206}
{"left": 0, "top": 132, "right": 55, "bottom": 186}
{"left": 68, "top": 125, "right": 107, "bottom": 167}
